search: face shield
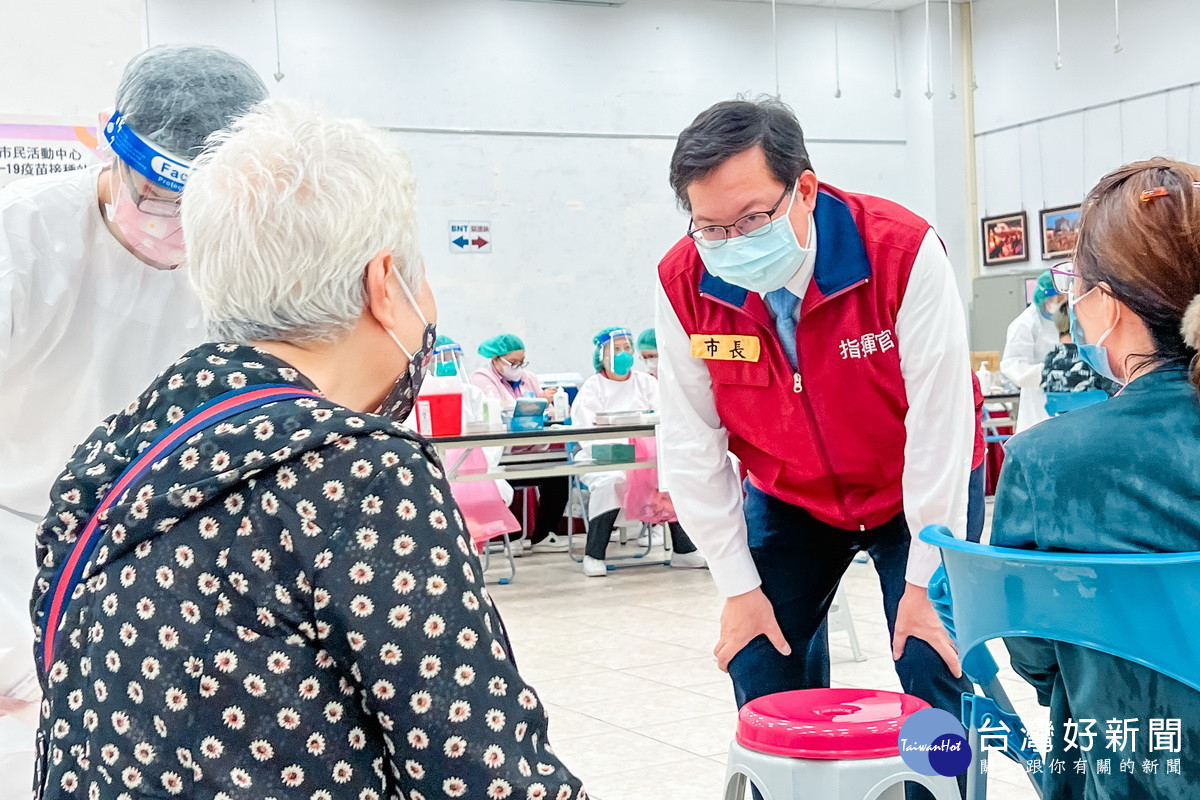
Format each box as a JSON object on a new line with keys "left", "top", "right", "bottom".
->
{"left": 102, "top": 111, "right": 191, "bottom": 217}
{"left": 114, "top": 159, "right": 183, "bottom": 217}
{"left": 433, "top": 343, "right": 466, "bottom": 380}
{"left": 597, "top": 328, "right": 635, "bottom": 377}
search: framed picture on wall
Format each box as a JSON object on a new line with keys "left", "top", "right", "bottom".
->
{"left": 1039, "top": 204, "right": 1082, "bottom": 260}
{"left": 981, "top": 211, "right": 1029, "bottom": 266}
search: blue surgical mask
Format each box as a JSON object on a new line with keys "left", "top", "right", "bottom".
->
{"left": 694, "top": 187, "right": 813, "bottom": 293}
{"left": 1068, "top": 289, "right": 1122, "bottom": 385}
{"left": 610, "top": 351, "right": 635, "bottom": 377}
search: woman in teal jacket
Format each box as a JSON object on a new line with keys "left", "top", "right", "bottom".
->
{"left": 992, "top": 158, "right": 1200, "bottom": 800}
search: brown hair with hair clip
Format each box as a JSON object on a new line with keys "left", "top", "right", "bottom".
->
{"left": 1073, "top": 157, "right": 1200, "bottom": 388}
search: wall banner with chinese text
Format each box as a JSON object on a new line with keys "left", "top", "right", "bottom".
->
{"left": 0, "top": 121, "right": 102, "bottom": 191}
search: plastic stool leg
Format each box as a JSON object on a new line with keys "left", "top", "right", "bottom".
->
{"left": 723, "top": 771, "right": 748, "bottom": 800}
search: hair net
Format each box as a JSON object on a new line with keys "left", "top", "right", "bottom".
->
{"left": 115, "top": 45, "right": 268, "bottom": 160}
{"left": 592, "top": 326, "right": 634, "bottom": 373}
{"left": 434, "top": 334, "right": 457, "bottom": 348}
{"left": 637, "top": 328, "right": 657, "bottom": 352}
{"left": 478, "top": 333, "right": 525, "bottom": 358}
{"left": 1033, "top": 270, "right": 1060, "bottom": 307}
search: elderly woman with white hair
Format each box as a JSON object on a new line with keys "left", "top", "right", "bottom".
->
{"left": 29, "top": 100, "right": 583, "bottom": 800}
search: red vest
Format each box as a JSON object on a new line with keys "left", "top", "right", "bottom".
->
{"left": 660, "top": 184, "right": 930, "bottom": 531}
{"left": 972, "top": 374, "right": 986, "bottom": 469}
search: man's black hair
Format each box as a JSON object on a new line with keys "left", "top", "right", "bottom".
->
{"left": 669, "top": 96, "right": 813, "bottom": 212}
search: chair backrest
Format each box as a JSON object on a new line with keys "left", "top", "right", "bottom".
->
{"left": 624, "top": 437, "right": 677, "bottom": 523}
{"left": 1044, "top": 388, "right": 1107, "bottom": 416}
{"left": 920, "top": 525, "right": 1200, "bottom": 693}
{"left": 979, "top": 405, "right": 1013, "bottom": 444}
{"left": 446, "top": 449, "right": 522, "bottom": 546}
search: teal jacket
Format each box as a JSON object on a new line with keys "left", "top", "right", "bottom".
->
{"left": 992, "top": 365, "right": 1200, "bottom": 800}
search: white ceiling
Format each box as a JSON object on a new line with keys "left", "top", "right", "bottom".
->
{"left": 722, "top": 0, "right": 963, "bottom": 10}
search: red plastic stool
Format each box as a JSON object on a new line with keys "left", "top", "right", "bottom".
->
{"left": 723, "top": 688, "right": 960, "bottom": 800}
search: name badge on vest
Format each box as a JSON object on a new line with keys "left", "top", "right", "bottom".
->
{"left": 689, "top": 334, "right": 761, "bottom": 363}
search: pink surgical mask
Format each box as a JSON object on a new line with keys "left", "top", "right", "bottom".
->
{"left": 105, "top": 170, "right": 186, "bottom": 269}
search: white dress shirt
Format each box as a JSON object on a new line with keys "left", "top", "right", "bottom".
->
{"left": 656, "top": 227, "right": 973, "bottom": 597}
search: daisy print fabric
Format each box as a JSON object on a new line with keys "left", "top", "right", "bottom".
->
{"left": 31, "top": 342, "right": 584, "bottom": 800}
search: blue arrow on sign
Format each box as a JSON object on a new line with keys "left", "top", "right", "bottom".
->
{"left": 452, "top": 236, "right": 469, "bottom": 248}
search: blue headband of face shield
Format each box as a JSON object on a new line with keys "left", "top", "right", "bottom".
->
{"left": 103, "top": 111, "right": 193, "bottom": 192}
{"left": 596, "top": 328, "right": 634, "bottom": 348}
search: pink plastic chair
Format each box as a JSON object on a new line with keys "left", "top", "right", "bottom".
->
{"left": 624, "top": 437, "right": 677, "bottom": 524}
{"left": 446, "top": 448, "right": 521, "bottom": 584}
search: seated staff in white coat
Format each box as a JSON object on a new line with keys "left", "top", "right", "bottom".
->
{"left": 0, "top": 45, "right": 266, "bottom": 795}
{"left": 570, "top": 327, "right": 706, "bottom": 577}
{"left": 1001, "top": 270, "right": 1065, "bottom": 432}
{"left": 469, "top": 333, "right": 568, "bottom": 545}
{"left": 637, "top": 327, "right": 659, "bottom": 377}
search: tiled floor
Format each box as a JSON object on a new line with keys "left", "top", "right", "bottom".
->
{"left": 483, "top": 527, "right": 1047, "bottom": 800}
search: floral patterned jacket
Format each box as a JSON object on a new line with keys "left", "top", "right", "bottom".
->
{"left": 31, "top": 342, "right": 583, "bottom": 800}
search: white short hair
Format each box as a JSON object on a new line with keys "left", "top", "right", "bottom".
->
{"left": 183, "top": 99, "right": 422, "bottom": 344}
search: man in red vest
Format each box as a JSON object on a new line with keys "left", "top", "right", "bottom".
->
{"left": 656, "top": 99, "right": 974, "bottom": 795}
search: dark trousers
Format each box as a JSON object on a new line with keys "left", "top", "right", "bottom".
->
{"left": 966, "top": 462, "right": 986, "bottom": 544}
{"left": 731, "top": 482, "right": 970, "bottom": 800}
{"left": 507, "top": 476, "right": 569, "bottom": 543}
{"left": 584, "top": 508, "right": 698, "bottom": 560}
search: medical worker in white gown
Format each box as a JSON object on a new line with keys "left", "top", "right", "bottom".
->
{"left": 0, "top": 45, "right": 266, "bottom": 793}
{"left": 570, "top": 326, "right": 706, "bottom": 577}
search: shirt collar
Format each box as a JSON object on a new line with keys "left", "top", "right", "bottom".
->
{"left": 776, "top": 218, "right": 817, "bottom": 302}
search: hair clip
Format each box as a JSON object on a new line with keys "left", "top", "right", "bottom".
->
{"left": 1140, "top": 187, "right": 1169, "bottom": 202}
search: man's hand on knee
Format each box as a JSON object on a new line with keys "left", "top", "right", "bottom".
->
{"left": 892, "top": 582, "right": 963, "bottom": 678}
{"left": 715, "top": 587, "right": 792, "bottom": 672}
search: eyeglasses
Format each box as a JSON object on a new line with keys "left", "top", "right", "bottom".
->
{"left": 1050, "top": 261, "right": 1077, "bottom": 295}
{"left": 500, "top": 356, "right": 529, "bottom": 370}
{"left": 117, "top": 161, "right": 182, "bottom": 217}
{"left": 687, "top": 186, "right": 792, "bottom": 248}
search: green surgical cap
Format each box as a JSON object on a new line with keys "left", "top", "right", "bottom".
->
{"left": 478, "top": 333, "right": 524, "bottom": 358}
{"left": 434, "top": 334, "right": 457, "bottom": 348}
{"left": 637, "top": 328, "right": 657, "bottom": 351}
{"left": 1033, "top": 270, "right": 1060, "bottom": 307}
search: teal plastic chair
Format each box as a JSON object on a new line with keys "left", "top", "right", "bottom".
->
{"left": 919, "top": 524, "right": 1200, "bottom": 800}
{"left": 1043, "top": 388, "right": 1107, "bottom": 416}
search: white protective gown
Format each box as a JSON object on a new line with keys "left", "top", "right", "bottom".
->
{"left": 0, "top": 166, "right": 205, "bottom": 787}
{"left": 570, "top": 370, "right": 658, "bottom": 519}
{"left": 1000, "top": 303, "right": 1061, "bottom": 433}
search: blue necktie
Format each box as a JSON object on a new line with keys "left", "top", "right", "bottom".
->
{"left": 765, "top": 287, "right": 799, "bottom": 369}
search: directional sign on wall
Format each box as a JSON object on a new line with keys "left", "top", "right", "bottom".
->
{"left": 449, "top": 220, "right": 492, "bottom": 253}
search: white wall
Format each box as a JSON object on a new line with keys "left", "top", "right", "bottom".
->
{"left": 972, "top": 0, "right": 1200, "bottom": 271}
{"left": 0, "top": 0, "right": 142, "bottom": 120}
{"left": 145, "top": 0, "right": 918, "bottom": 374}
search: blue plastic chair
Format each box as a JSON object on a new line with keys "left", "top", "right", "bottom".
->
{"left": 920, "top": 524, "right": 1200, "bottom": 800}
{"left": 979, "top": 404, "right": 1012, "bottom": 445}
{"left": 1043, "top": 389, "right": 1107, "bottom": 416}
